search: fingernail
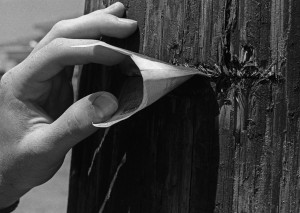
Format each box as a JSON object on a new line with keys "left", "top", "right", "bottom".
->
{"left": 118, "top": 18, "right": 137, "bottom": 24}
{"left": 93, "top": 93, "right": 118, "bottom": 122}
{"left": 109, "top": 2, "right": 124, "bottom": 9}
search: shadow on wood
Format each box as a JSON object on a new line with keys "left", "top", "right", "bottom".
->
{"left": 68, "top": 0, "right": 221, "bottom": 212}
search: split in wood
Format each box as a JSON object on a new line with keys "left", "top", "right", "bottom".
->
{"left": 172, "top": 47, "right": 284, "bottom": 96}
{"left": 88, "top": 127, "right": 110, "bottom": 176}
{"left": 98, "top": 153, "right": 127, "bottom": 213}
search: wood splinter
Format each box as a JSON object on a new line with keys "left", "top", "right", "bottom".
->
{"left": 88, "top": 128, "right": 110, "bottom": 176}
{"left": 98, "top": 153, "right": 127, "bottom": 213}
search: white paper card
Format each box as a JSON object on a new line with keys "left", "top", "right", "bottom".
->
{"left": 74, "top": 41, "right": 209, "bottom": 127}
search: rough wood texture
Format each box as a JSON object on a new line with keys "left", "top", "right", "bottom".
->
{"left": 215, "top": 0, "right": 300, "bottom": 212}
{"left": 67, "top": 0, "right": 219, "bottom": 213}
{"left": 68, "top": 0, "right": 300, "bottom": 212}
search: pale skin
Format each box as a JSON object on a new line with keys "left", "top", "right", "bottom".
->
{"left": 0, "top": 2, "right": 137, "bottom": 208}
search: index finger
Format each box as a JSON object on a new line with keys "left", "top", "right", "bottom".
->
{"left": 9, "top": 39, "right": 127, "bottom": 100}
{"left": 31, "top": 2, "right": 131, "bottom": 55}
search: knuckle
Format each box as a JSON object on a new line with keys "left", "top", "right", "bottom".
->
{"left": 0, "top": 71, "right": 11, "bottom": 87}
{"left": 66, "top": 108, "right": 90, "bottom": 140}
{"left": 47, "top": 37, "right": 68, "bottom": 52}
{"left": 49, "top": 37, "right": 67, "bottom": 47}
{"left": 1, "top": 70, "right": 24, "bottom": 99}
{"left": 51, "top": 20, "right": 66, "bottom": 35}
{"left": 44, "top": 38, "right": 69, "bottom": 64}
{"left": 50, "top": 19, "right": 73, "bottom": 37}
{"left": 68, "top": 111, "right": 82, "bottom": 133}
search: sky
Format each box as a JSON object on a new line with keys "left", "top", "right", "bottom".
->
{"left": 0, "top": 0, "right": 85, "bottom": 44}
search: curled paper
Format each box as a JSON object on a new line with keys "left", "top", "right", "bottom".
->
{"left": 74, "top": 41, "right": 209, "bottom": 127}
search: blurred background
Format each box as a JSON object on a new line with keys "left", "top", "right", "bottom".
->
{"left": 0, "top": 0, "right": 84, "bottom": 212}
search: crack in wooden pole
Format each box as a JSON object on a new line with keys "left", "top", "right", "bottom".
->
{"left": 88, "top": 128, "right": 110, "bottom": 176}
{"left": 98, "top": 153, "right": 127, "bottom": 213}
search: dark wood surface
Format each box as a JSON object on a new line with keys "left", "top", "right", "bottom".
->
{"left": 215, "top": 0, "right": 300, "bottom": 212}
{"left": 68, "top": 0, "right": 300, "bottom": 212}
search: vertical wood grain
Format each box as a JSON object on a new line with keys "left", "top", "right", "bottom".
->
{"left": 68, "top": 0, "right": 300, "bottom": 212}
{"left": 68, "top": 0, "right": 219, "bottom": 213}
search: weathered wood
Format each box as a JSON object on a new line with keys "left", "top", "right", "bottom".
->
{"left": 68, "top": 0, "right": 219, "bottom": 213}
{"left": 68, "top": 0, "right": 300, "bottom": 212}
{"left": 215, "top": 0, "right": 300, "bottom": 212}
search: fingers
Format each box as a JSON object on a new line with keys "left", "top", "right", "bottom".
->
{"left": 96, "top": 2, "right": 125, "bottom": 16}
{"left": 13, "top": 39, "right": 126, "bottom": 86}
{"left": 52, "top": 11, "right": 137, "bottom": 39}
{"left": 41, "top": 92, "right": 118, "bottom": 153}
{"left": 31, "top": 2, "right": 136, "bottom": 54}
{"left": 63, "top": 14, "right": 137, "bottom": 39}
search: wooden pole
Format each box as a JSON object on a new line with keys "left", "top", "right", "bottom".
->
{"left": 215, "top": 0, "right": 300, "bottom": 212}
{"left": 68, "top": 0, "right": 300, "bottom": 212}
{"left": 67, "top": 0, "right": 219, "bottom": 212}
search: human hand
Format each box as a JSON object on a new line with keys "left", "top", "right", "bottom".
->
{"left": 0, "top": 2, "right": 137, "bottom": 208}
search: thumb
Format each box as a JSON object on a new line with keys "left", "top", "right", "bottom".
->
{"left": 45, "top": 91, "right": 118, "bottom": 152}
